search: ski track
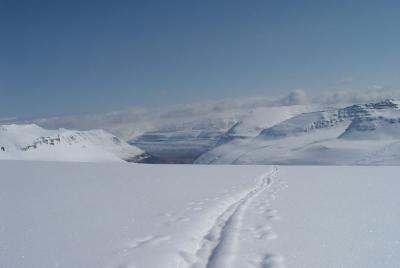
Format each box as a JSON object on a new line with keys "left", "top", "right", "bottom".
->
{"left": 183, "top": 166, "right": 279, "bottom": 268}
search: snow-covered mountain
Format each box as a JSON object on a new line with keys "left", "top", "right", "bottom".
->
{"left": 11, "top": 89, "right": 326, "bottom": 144}
{"left": 6, "top": 91, "right": 400, "bottom": 165}
{"left": 196, "top": 99, "right": 400, "bottom": 165}
{"left": 129, "top": 105, "right": 313, "bottom": 163}
{"left": 0, "top": 124, "right": 144, "bottom": 162}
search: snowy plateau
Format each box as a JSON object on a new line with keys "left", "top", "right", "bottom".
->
{"left": 2, "top": 162, "right": 400, "bottom": 268}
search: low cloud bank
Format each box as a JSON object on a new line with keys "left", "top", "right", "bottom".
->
{"left": 279, "top": 88, "right": 309, "bottom": 106}
{"left": 313, "top": 89, "right": 400, "bottom": 106}
{"left": 9, "top": 88, "right": 400, "bottom": 140}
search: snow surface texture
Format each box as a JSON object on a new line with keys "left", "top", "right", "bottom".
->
{"left": 0, "top": 124, "right": 143, "bottom": 162}
{"left": 2, "top": 161, "right": 400, "bottom": 268}
{"left": 196, "top": 99, "right": 400, "bottom": 165}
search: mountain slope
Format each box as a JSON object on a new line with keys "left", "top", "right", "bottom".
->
{"left": 0, "top": 124, "right": 144, "bottom": 162}
{"left": 196, "top": 100, "right": 400, "bottom": 165}
{"left": 8, "top": 97, "right": 400, "bottom": 165}
{"left": 130, "top": 105, "right": 313, "bottom": 163}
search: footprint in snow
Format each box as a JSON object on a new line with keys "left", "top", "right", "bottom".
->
{"left": 178, "top": 250, "right": 197, "bottom": 265}
{"left": 128, "top": 235, "right": 170, "bottom": 249}
{"left": 254, "top": 205, "right": 269, "bottom": 214}
{"left": 263, "top": 209, "right": 280, "bottom": 220}
{"left": 168, "top": 216, "right": 190, "bottom": 223}
{"left": 251, "top": 225, "right": 277, "bottom": 240}
{"left": 259, "top": 253, "right": 286, "bottom": 268}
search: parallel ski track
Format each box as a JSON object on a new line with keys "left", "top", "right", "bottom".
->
{"left": 188, "top": 166, "right": 278, "bottom": 268}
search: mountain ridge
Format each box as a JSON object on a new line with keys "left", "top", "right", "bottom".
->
{"left": 0, "top": 124, "right": 144, "bottom": 162}
{"left": 195, "top": 99, "right": 400, "bottom": 165}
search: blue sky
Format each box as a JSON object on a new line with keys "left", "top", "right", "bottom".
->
{"left": 2, "top": 0, "right": 400, "bottom": 117}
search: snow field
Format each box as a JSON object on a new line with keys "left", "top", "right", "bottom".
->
{"left": 2, "top": 161, "right": 400, "bottom": 268}
{"left": 0, "top": 161, "right": 272, "bottom": 268}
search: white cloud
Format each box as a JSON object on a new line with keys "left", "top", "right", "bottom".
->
{"left": 10, "top": 87, "right": 400, "bottom": 141}
{"left": 313, "top": 88, "right": 400, "bottom": 106}
{"left": 279, "top": 88, "right": 309, "bottom": 106}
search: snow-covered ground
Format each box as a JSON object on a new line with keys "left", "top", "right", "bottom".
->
{"left": 2, "top": 161, "right": 399, "bottom": 268}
